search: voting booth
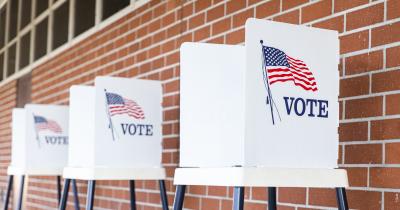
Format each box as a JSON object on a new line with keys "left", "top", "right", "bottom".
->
{"left": 60, "top": 76, "right": 168, "bottom": 210}
{"left": 173, "top": 19, "right": 349, "bottom": 210}
{"left": 4, "top": 104, "right": 69, "bottom": 210}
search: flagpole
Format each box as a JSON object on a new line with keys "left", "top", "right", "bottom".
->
{"left": 260, "top": 40, "right": 276, "bottom": 125}
{"left": 104, "top": 89, "right": 116, "bottom": 141}
{"left": 32, "top": 114, "right": 41, "bottom": 148}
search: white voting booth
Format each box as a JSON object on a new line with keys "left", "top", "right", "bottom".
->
{"left": 60, "top": 76, "right": 168, "bottom": 210}
{"left": 4, "top": 104, "right": 69, "bottom": 210}
{"left": 9, "top": 104, "right": 69, "bottom": 175}
{"left": 174, "top": 19, "right": 348, "bottom": 210}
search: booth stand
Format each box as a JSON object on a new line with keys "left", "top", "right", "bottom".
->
{"left": 61, "top": 77, "right": 168, "bottom": 210}
{"left": 4, "top": 105, "right": 79, "bottom": 210}
{"left": 174, "top": 19, "right": 348, "bottom": 210}
{"left": 173, "top": 168, "right": 348, "bottom": 210}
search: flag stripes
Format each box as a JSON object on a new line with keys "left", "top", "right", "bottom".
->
{"left": 34, "top": 115, "right": 62, "bottom": 133}
{"left": 263, "top": 46, "right": 318, "bottom": 92}
{"left": 106, "top": 92, "right": 145, "bottom": 119}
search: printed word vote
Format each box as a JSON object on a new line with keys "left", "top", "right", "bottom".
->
{"left": 283, "top": 96, "right": 328, "bottom": 118}
{"left": 121, "top": 123, "right": 154, "bottom": 136}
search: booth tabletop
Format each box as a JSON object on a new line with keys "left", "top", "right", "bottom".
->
{"left": 63, "top": 167, "right": 166, "bottom": 180}
{"left": 7, "top": 166, "right": 63, "bottom": 176}
{"left": 174, "top": 167, "right": 348, "bottom": 188}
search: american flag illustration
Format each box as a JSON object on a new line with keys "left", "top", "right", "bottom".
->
{"left": 105, "top": 92, "right": 145, "bottom": 119}
{"left": 262, "top": 46, "right": 318, "bottom": 92}
{"left": 34, "top": 115, "right": 62, "bottom": 133}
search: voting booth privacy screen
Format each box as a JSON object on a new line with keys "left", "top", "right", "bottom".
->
{"left": 68, "top": 76, "right": 163, "bottom": 169}
{"left": 180, "top": 19, "right": 339, "bottom": 169}
{"left": 10, "top": 104, "right": 69, "bottom": 173}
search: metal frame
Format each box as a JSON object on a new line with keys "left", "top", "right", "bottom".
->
{"left": 172, "top": 185, "right": 349, "bottom": 210}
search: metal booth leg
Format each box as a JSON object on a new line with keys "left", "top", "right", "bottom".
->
{"left": 72, "top": 179, "right": 80, "bottom": 210}
{"left": 336, "top": 187, "right": 349, "bottom": 210}
{"left": 57, "top": 176, "right": 62, "bottom": 204}
{"left": 17, "top": 175, "right": 25, "bottom": 210}
{"left": 129, "top": 180, "right": 136, "bottom": 210}
{"left": 173, "top": 185, "right": 186, "bottom": 210}
{"left": 233, "top": 187, "right": 244, "bottom": 210}
{"left": 85, "top": 180, "right": 96, "bottom": 210}
{"left": 59, "top": 178, "right": 71, "bottom": 210}
{"left": 3, "top": 175, "right": 13, "bottom": 210}
{"left": 268, "top": 187, "right": 277, "bottom": 210}
{"left": 159, "top": 180, "right": 169, "bottom": 210}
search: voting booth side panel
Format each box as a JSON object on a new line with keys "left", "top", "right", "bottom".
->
{"left": 25, "top": 104, "right": 69, "bottom": 171}
{"left": 180, "top": 43, "right": 246, "bottom": 167}
{"left": 68, "top": 85, "right": 96, "bottom": 168}
{"left": 10, "top": 108, "right": 26, "bottom": 169}
{"left": 94, "top": 76, "right": 163, "bottom": 168}
{"left": 244, "top": 19, "right": 339, "bottom": 168}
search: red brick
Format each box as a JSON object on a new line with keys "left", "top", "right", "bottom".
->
{"left": 201, "top": 198, "right": 220, "bottom": 210}
{"left": 386, "top": 143, "right": 400, "bottom": 164}
{"left": 195, "top": 0, "right": 212, "bottom": 12}
{"left": 388, "top": 0, "right": 400, "bottom": 20}
{"left": 194, "top": 25, "right": 210, "bottom": 41}
{"left": 226, "top": 0, "right": 246, "bottom": 14}
{"left": 206, "top": 4, "right": 225, "bottom": 22}
{"left": 347, "top": 190, "right": 382, "bottom": 210}
{"left": 339, "top": 75, "right": 369, "bottom": 98}
{"left": 255, "top": 0, "right": 280, "bottom": 19}
{"left": 334, "top": 0, "right": 369, "bottom": 13}
{"left": 345, "top": 144, "right": 382, "bottom": 164}
{"left": 345, "top": 96, "right": 383, "bottom": 119}
{"left": 274, "top": 10, "right": 300, "bottom": 25}
{"left": 278, "top": 187, "right": 306, "bottom": 204}
{"left": 282, "top": 0, "right": 308, "bottom": 11}
{"left": 345, "top": 50, "right": 383, "bottom": 75}
{"left": 371, "top": 118, "right": 400, "bottom": 140}
{"left": 339, "top": 30, "right": 369, "bottom": 54}
{"left": 212, "top": 17, "right": 231, "bottom": 36}
{"left": 370, "top": 168, "right": 400, "bottom": 188}
{"left": 313, "top": 15, "right": 344, "bottom": 33}
{"left": 339, "top": 122, "right": 368, "bottom": 142}
{"left": 301, "top": 0, "right": 332, "bottom": 23}
{"left": 345, "top": 167, "right": 368, "bottom": 187}
{"left": 372, "top": 70, "right": 400, "bottom": 93}
{"left": 308, "top": 188, "right": 337, "bottom": 207}
{"left": 189, "top": 13, "right": 205, "bottom": 29}
{"left": 386, "top": 94, "right": 400, "bottom": 115}
{"left": 386, "top": 46, "right": 400, "bottom": 68}
{"left": 371, "top": 22, "right": 400, "bottom": 47}
{"left": 251, "top": 187, "right": 267, "bottom": 201}
{"left": 385, "top": 192, "right": 400, "bottom": 210}
{"left": 207, "top": 186, "right": 227, "bottom": 197}
{"left": 243, "top": 202, "right": 267, "bottom": 210}
{"left": 226, "top": 28, "right": 244, "bottom": 44}
{"left": 346, "top": 3, "right": 384, "bottom": 31}
{"left": 233, "top": 8, "right": 254, "bottom": 28}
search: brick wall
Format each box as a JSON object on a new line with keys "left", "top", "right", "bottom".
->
{"left": 0, "top": 0, "right": 399, "bottom": 209}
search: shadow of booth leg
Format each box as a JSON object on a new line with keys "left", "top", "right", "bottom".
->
{"left": 268, "top": 187, "right": 277, "bottom": 210}
{"left": 159, "top": 180, "right": 169, "bottom": 210}
{"left": 173, "top": 185, "right": 186, "bottom": 210}
{"left": 129, "top": 180, "right": 136, "bottom": 210}
{"left": 336, "top": 187, "right": 349, "bottom": 210}
{"left": 17, "top": 175, "right": 25, "bottom": 210}
{"left": 72, "top": 179, "right": 80, "bottom": 210}
{"left": 3, "top": 175, "right": 13, "bottom": 210}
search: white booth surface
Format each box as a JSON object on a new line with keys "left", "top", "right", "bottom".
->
{"left": 174, "top": 167, "right": 348, "bottom": 188}
{"left": 9, "top": 105, "right": 69, "bottom": 175}
{"left": 63, "top": 167, "right": 166, "bottom": 180}
{"left": 180, "top": 19, "right": 340, "bottom": 169}
{"left": 67, "top": 76, "right": 163, "bottom": 179}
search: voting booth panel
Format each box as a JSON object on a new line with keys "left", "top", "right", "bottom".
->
{"left": 180, "top": 19, "right": 339, "bottom": 169}
{"left": 9, "top": 104, "right": 69, "bottom": 175}
{"left": 68, "top": 76, "right": 163, "bottom": 169}
{"left": 180, "top": 43, "right": 246, "bottom": 167}
{"left": 244, "top": 19, "right": 339, "bottom": 168}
